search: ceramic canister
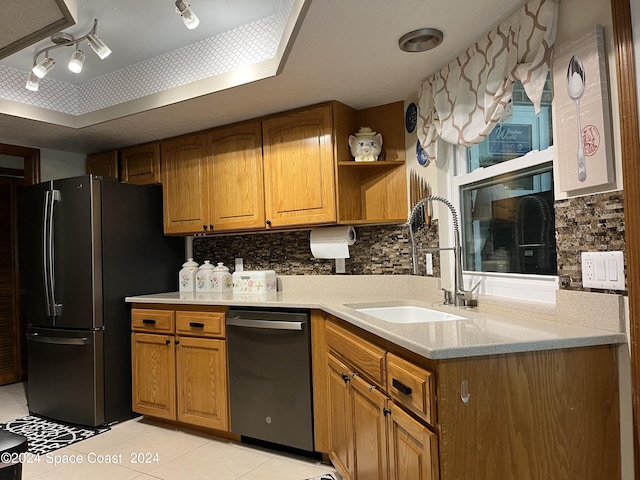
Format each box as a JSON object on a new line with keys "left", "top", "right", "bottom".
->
{"left": 178, "top": 258, "right": 199, "bottom": 293}
{"left": 211, "top": 262, "right": 232, "bottom": 293}
{"left": 195, "top": 260, "right": 215, "bottom": 293}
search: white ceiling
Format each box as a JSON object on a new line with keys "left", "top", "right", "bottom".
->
{"left": 0, "top": 0, "right": 527, "bottom": 155}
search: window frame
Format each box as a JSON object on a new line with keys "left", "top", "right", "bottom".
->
{"left": 451, "top": 145, "right": 559, "bottom": 304}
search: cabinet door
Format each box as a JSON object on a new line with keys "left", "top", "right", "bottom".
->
{"left": 352, "top": 374, "right": 389, "bottom": 480}
{"left": 262, "top": 105, "right": 336, "bottom": 227}
{"left": 131, "top": 333, "right": 176, "bottom": 420}
{"left": 121, "top": 142, "right": 161, "bottom": 185}
{"left": 207, "top": 121, "right": 265, "bottom": 231}
{"left": 176, "top": 336, "right": 229, "bottom": 431}
{"left": 327, "top": 353, "right": 354, "bottom": 480}
{"left": 86, "top": 151, "right": 118, "bottom": 178}
{"left": 388, "top": 405, "right": 439, "bottom": 480}
{"left": 161, "top": 134, "right": 210, "bottom": 235}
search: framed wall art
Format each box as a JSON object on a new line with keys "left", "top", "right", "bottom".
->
{"left": 553, "top": 25, "right": 615, "bottom": 194}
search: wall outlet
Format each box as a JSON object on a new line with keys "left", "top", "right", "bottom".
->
{"left": 581, "top": 251, "right": 625, "bottom": 290}
{"left": 583, "top": 258, "right": 595, "bottom": 281}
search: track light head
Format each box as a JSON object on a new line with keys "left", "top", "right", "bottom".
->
{"left": 32, "top": 57, "right": 55, "bottom": 78}
{"left": 175, "top": 0, "right": 199, "bottom": 29}
{"left": 87, "top": 33, "right": 111, "bottom": 59}
{"left": 25, "top": 72, "right": 40, "bottom": 91}
{"left": 68, "top": 47, "right": 85, "bottom": 73}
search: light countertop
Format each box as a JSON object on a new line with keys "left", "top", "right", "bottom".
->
{"left": 126, "top": 275, "right": 626, "bottom": 360}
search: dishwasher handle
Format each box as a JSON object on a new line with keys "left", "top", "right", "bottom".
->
{"left": 226, "top": 317, "right": 303, "bottom": 331}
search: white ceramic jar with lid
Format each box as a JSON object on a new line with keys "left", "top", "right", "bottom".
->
{"left": 211, "top": 262, "right": 232, "bottom": 292}
{"left": 195, "top": 260, "right": 215, "bottom": 293}
{"left": 178, "top": 258, "right": 199, "bottom": 293}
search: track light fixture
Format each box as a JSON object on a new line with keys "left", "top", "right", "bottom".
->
{"left": 175, "top": 0, "right": 199, "bottom": 30}
{"left": 25, "top": 19, "right": 111, "bottom": 91}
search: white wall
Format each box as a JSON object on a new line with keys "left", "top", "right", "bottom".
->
{"left": 40, "top": 149, "right": 86, "bottom": 181}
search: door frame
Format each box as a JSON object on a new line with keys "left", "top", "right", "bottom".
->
{"left": 611, "top": 0, "right": 640, "bottom": 476}
{"left": 0, "top": 143, "right": 40, "bottom": 186}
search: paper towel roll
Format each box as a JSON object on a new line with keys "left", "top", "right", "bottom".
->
{"left": 310, "top": 226, "right": 356, "bottom": 259}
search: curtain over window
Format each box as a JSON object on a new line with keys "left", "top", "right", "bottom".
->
{"left": 416, "top": 0, "right": 559, "bottom": 162}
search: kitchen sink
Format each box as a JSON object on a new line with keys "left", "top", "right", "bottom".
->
{"left": 354, "top": 305, "right": 467, "bottom": 324}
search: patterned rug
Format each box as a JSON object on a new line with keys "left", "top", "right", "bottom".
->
{"left": 0, "top": 415, "right": 110, "bottom": 455}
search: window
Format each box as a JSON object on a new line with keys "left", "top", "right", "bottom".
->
{"left": 454, "top": 77, "right": 557, "bottom": 282}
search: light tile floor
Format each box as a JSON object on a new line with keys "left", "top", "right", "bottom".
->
{"left": 0, "top": 382, "right": 337, "bottom": 480}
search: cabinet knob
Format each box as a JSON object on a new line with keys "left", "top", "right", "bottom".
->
{"left": 209, "top": 224, "right": 214, "bottom": 230}
{"left": 266, "top": 219, "right": 272, "bottom": 227}
{"left": 341, "top": 373, "right": 351, "bottom": 383}
{"left": 165, "top": 339, "right": 171, "bottom": 345}
{"left": 202, "top": 224, "right": 208, "bottom": 231}
{"left": 175, "top": 339, "right": 180, "bottom": 345}
{"left": 383, "top": 407, "right": 392, "bottom": 417}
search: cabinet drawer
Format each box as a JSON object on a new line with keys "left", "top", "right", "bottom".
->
{"left": 176, "top": 311, "right": 225, "bottom": 338}
{"left": 132, "top": 309, "right": 174, "bottom": 333}
{"left": 387, "top": 352, "right": 436, "bottom": 425}
{"left": 326, "top": 321, "right": 385, "bottom": 386}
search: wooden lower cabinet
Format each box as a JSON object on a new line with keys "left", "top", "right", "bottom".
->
{"left": 352, "top": 373, "right": 389, "bottom": 480}
{"left": 314, "top": 313, "right": 621, "bottom": 480}
{"left": 327, "top": 353, "right": 354, "bottom": 478}
{"left": 388, "top": 404, "right": 438, "bottom": 480}
{"left": 131, "top": 306, "right": 229, "bottom": 431}
{"left": 131, "top": 332, "right": 176, "bottom": 420}
{"left": 326, "top": 348, "right": 428, "bottom": 480}
{"left": 176, "top": 336, "right": 228, "bottom": 429}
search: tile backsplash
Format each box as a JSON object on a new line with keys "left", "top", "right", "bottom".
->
{"left": 193, "top": 222, "right": 440, "bottom": 276}
{"left": 193, "top": 191, "right": 627, "bottom": 293}
{"left": 555, "top": 191, "right": 626, "bottom": 291}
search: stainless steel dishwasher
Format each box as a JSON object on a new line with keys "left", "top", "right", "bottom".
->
{"left": 226, "top": 308, "right": 314, "bottom": 452}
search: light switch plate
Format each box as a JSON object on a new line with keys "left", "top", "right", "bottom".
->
{"left": 581, "top": 251, "right": 625, "bottom": 290}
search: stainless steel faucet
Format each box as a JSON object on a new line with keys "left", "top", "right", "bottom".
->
{"left": 408, "top": 195, "right": 478, "bottom": 307}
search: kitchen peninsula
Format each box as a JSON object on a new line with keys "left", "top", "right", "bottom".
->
{"left": 126, "top": 275, "right": 625, "bottom": 479}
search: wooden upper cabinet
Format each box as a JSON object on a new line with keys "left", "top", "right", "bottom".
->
{"left": 207, "top": 121, "right": 265, "bottom": 231}
{"left": 121, "top": 142, "right": 161, "bottom": 185}
{"left": 262, "top": 104, "right": 337, "bottom": 227}
{"left": 86, "top": 150, "right": 118, "bottom": 179}
{"left": 161, "top": 134, "right": 210, "bottom": 235}
{"left": 337, "top": 101, "right": 408, "bottom": 225}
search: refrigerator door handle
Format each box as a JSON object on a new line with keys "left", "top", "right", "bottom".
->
{"left": 27, "top": 333, "right": 89, "bottom": 346}
{"left": 42, "top": 190, "right": 53, "bottom": 317}
{"left": 47, "top": 190, "right": 62, "bottom": 317}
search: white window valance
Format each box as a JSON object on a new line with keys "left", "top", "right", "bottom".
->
{"left": 416, "top": 0, "right": 559, "bottom": 162}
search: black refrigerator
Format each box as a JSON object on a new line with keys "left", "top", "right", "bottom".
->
{"left": 24, "top": 175, "right": 183, "bottom": 427}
